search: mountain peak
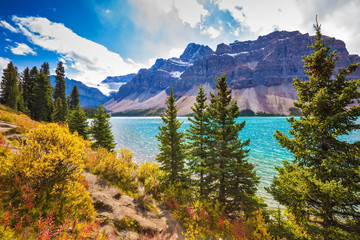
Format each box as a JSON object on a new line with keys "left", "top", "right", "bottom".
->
{"left": 180, "top": 43, "right": 213, "bottom": 63}
{"left": 255, "top": 30, "right": 302, "bottom": 42}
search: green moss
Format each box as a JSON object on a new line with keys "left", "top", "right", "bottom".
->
{"left": 8, "top": 127, "right": 27, "bottom": 134}
{"left": 114, "top": 217, "right": 141, "bottom": 233}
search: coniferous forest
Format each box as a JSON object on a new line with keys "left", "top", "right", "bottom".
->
{"left": 0, "top": 21, "right": 359, "bottom": 240}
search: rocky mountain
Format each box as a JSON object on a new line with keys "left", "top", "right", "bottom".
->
{"left": 104, "top": 31, "right": 360, "bottom": 115}
{"left": 105, "top": 43, "right": 213, "bottom": 112}
{"left": 110, "top": 43, "right": 213, "bottom": 104}
{"left": 99, "top": 73, "right": 136, "bottom": 94}
{"left": 50, "top": 76, "right": 109, "bottom": 107}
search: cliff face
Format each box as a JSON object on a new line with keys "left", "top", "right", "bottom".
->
{"left": 104, "top": 31, "right": 360, "bottom": 115}
{"left": 112, "top": 43, "right": 214, "bottom": 103}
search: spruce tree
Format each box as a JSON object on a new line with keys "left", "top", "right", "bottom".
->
{"left": 29, "top": 66, "right": 39, "bottom": 118}
{"left": 21, "top": 67, "right": 33, "bottom": 114}
{"left": 52, "top": 98, "right": 64, "bottom": 123}
{"left": 156, "top": 89, "right": 185, "bottom": 184}
{"left": 68, "top": 105, "right": 88, "bottom": 139}
{"left": 70, "top": 85, "right": 80, "bottom": 109}
{"left": 268, "top": 21, "right": 360, "bottom": 239}
{"left": 207, "top": 74, "right": 259, "bottom": 213}
{"left": 0, "top": 62, "right": 20, "bottom": 110}
{"left": 32, "top": 68, "right": 53, "bottom": 122}
{"left": 53, "top": 61, "right": 67, "bottom": 121}
{"left": 90, "top": 106, "right": 115, "bottom": 151}
{"left": 17, "top": 90, "right": 26, "bottom": 114}
{"left": 40, "top": 62, "right": 50, "bottom": 77}
{"left": 186, "top": 85, "right": 211, "bottom": 197}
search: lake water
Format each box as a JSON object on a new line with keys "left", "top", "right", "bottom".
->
{"left": 109, "top": 116, "right": 360, "bottom": 206}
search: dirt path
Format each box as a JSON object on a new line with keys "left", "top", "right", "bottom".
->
{"left": 0, "top": 120, "right": 24, "bottom": 152}
{"left": 84, "top": 172, "right": 185, "bottom": 239}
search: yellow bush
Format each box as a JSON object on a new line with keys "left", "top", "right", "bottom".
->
{"left": 85, "top": 147, "right": 139, "bottom": 196}
{"left": 137, "top": 161, "right": 164, "bottom": 198}
{"left": 0, "top": 123, "right": 99, "bottom": 239}
{"left": 13, "top": 123, "right": 86, "bottom": 190}
{"left": 0, "top": 143, "right": 12, "bottom": 178}
{"left": 160, "top": 183, "right": 281, "bottom": 240}
{"left": 247, "top": 209, "right": 278, "bottom": 240}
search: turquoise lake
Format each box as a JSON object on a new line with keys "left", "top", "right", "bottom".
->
{"left": 109, "top": 116, "right": 360, "bottom": 206}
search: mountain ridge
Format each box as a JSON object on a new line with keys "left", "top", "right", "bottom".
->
{"left": 50, "top": 76, "right": 110, "bottom": 108}
{"left": 104, "top": 31, "right": 360, "bottom": 115}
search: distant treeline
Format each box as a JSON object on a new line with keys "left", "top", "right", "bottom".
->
{"left": 239, "top": 107, "right": 302, "bottom": 116}
{"left": 111, "top": 108, "right": 165, "bottom": 117}
{"left": 110, "top": 107, "right": 301, "bottom": 117}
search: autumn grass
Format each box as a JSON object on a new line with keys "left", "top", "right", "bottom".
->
{"left": 84, "top": 148, "right": 139, "bottom": 197}
{"left": 0, "top": 104, "right": 40, "bottom": 131}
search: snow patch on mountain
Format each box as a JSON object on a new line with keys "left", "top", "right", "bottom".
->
{"left": 170, "top": 71, "right": 183, "bottom": 78}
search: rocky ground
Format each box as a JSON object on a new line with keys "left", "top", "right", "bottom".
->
{"left": 0, "top": 120, "right": 25, "bottom": 152}
{"left": 84, "top": 172, "right": 184, "bottom": 239}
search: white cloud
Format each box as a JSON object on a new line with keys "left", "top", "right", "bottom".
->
{"left": 215, "top": 0, "right": 302, "bottom": 35}
{"left": 133, "top": 0, "right": 208, "bottom": 28}
{"left": 12, "top": 16, "right": 145, "bottom": 90}
{"left": 0, "top": 57, "right": 10, "bottom": 76}
{"left": 173, "top": 0, "right": 208, "bottom": 28}
{"left": 303, "top": 0, "right": 360, "bottom": 55}
{"left": 151, "top": 0, "right": 173, "bottom": 13}
{"left": 147, "top": 58, "right": 157, "bottom": 66}
{"left": 106, "top": 9, "right": 111, "bottom": 14}
{"left": 201, "top": 26, "right": 221, "bottom": 39}
{"left": 0, "top": 20, "right": 19, "bottom": 33}
{"left": 10, "top": 42, "right": 36, "bottom": 56}
{"left": 168, "top": 48, "right": 184, "bottom": 58}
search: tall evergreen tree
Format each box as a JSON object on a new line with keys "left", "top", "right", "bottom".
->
{"left": 0, "top": 62, "right": 20, "bottom": 110}
{"left": 52, "top": 97, "right": 64, "bottom": 123}
{"left": 53, "top": 61, "right": 67, "bottom": 121}
{"left": 268, "top": 21, "right": 360, "bottom": 239}
{"left": 70, "top": 85, "right": 80, "bottom": 109}
{"left": 29, "top": 66, "right": 39, "bottom": 118}
{"left": 17, "top": 89, "right": 26, "bottom": 114}
{"left": 156, "top": 89, "right": 185, "bottom": 184}
{"left": 207, "top": 74, "right": 259, "bottom": 213}
{"left": 40, "top": 62, "right": 50, "bottom": 77}
{"left": 32, "top": 70, "right": 53, "bottom": 122}
{"left": 68, "top": 105, "right": 88, "bottom": 139}
{"left": 21, "top": 67, "right": 33, "bottom": 114}
{"left": 90, "top": 106, "right": 115, "bottom": 151}
{"left": 186, "top": 85, "right": 211, "bottom": 197}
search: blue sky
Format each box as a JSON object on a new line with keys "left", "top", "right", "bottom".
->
{"left": 1, "top": 0, "right": 360, "bottom": 93}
